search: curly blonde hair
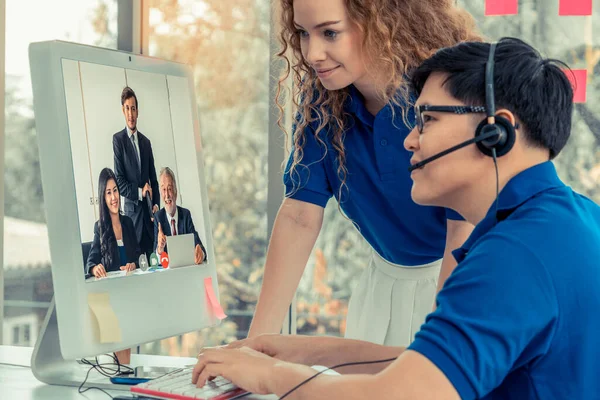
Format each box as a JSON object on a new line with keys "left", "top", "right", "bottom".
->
{"left": 276, "top": 0, "right": 482, "bottom": 200}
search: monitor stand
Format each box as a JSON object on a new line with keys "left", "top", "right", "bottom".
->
{"left": 31, "top": 297, "right": 129, "bottom": 390}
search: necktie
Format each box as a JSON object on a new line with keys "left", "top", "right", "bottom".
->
{"left": 171, "top": 218, "right": 177, "bottom": 236}
{"left": 130, "top": 134, "right": 141, "bottom": 173}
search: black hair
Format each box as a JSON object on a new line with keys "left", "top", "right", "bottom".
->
{"left": 98, "top": 168, "right": 120, "bottom": 268}
{"left": 121, "top": 86, "right": 138, "bottom": 108}
{"left": 411, "top": 37, "right": 573, "bottom": 159}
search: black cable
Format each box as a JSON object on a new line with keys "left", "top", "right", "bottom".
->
{"left": 111, "top": 352, "right": 134, "bottom": 375}
{"left": 278, "top": 357, "right": 397, "bottom": 400}
{"left": 78, "top": 363, "right": 114, "bottom": 399}
{"left": 76, "top": 353, "right": 133, "bottom": 399}
{"left": 492, "top": 148, "right": 500, "bottom": 225}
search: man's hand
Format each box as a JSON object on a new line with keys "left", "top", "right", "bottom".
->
{"left": 143, "top": 183, "right": 152, "bottom": 200}
{"left": 192, "top": 347, "right": 279, "bottom": 395}
{"left": 157, "top": 222, "right": 167, "bottom": 254}
{"left": 120, "top": 262, "right": 136, "bottom": 272}
{"left": 92, "top": 264, "right": 107, "bottom": 278}
{"left": 195, "top": 244, "right": 205, "bottom": 264}
{"left": 152, "top": 204, "right": 159, "bottom": 214}
{"left": 226, "top": 334, "right": 318, "bottom": 366}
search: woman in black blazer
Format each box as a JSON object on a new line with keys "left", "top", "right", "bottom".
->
{"left": 86, "top": 168, "right": 141, "bottom": 277}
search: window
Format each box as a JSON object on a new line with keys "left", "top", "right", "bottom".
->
{"left": 142, "top": 0, "right": 269, "bottom": 356}
{"left": 3, "top": 0, "right": 117, "bottom": 346}
{"left": 4, "top": 314, "right": 37, "bottom": 346}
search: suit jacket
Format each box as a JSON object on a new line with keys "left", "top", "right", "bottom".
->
{"left": 113, "top": 128, "right": 159, "bottom": 242}
{"left": 86, "top": 215, "right": 141, "bottom": 274}
{"left": 153, "top": 206, "right": 207, "bottom": 261}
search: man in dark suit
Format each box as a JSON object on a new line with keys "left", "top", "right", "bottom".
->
{"left": 154, "top": 167, "right": 206, "bottom": 264}
{"left": 113, "top": 86, "right": 159, "bottom": 258}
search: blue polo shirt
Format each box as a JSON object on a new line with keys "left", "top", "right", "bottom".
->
{"left": 283, "top": 86, "right": 461, "bottom": 266}
{"left": 409, "top": 161, "right": 600, "bottom": 399}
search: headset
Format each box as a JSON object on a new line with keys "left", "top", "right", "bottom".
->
{"left": 407, "top": 42, "right": 517, "bottom": 172}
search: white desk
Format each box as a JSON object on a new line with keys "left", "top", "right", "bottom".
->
{"left": 0, "top": 345, "right": 277, "bottom": 399}
{"left": 85, "top": 267, "right": 168, "bottom": 282}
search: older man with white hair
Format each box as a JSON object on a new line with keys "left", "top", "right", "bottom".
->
{"left": 154, "top": 167, "right": 206, "bottom": 264}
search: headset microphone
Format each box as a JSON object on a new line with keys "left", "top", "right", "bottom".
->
{"left": 408, "top": 129, "right": 501, "bottom": 172}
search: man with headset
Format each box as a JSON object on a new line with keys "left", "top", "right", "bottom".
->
{"left": 191, "top": 38, "right": 600, "bottom": 399}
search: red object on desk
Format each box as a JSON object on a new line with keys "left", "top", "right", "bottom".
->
{"left": 565, "top": 69, "right": 588, "bottom": 103}
{"left": 559, "top": 0, "right": 592, "bottom": 16}
{"left": 485, "top": 0, "right": 518, "bottom": 16}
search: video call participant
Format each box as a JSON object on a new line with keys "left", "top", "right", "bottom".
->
{"left": 154, "top": 167, "right": 206, "bottom": 264}
{"left": 87, "top": 168, "right": 141, "bottom": 278}
{"left": 113, "top": 86, "right": 160, "bottom": 258}
{"left": 192, "top": 38, "right": 600, "bottom": 399}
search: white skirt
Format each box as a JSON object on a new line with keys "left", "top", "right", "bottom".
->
{"left": 344, "top": 251, "right": 441, "bottom": 346}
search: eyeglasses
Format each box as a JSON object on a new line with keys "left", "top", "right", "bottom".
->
{"left": 414, "top": 105, "right": 486, "bottom": 133}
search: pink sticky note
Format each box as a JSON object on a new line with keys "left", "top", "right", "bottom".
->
{"left": 204, "top": 277, "right": 227, "bottom": 320}
{"left": 559, "top": 0, "right": 592, "bottom": 16}
{"left": 485, "top": 0, "right": 518, "bottom": 16}
{"left": 565, "top": 69, "right": 587, "bottom": 103}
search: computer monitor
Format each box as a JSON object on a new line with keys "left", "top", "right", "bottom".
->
{"left": 28, "top": 40, "right": 221, "bottom": 388}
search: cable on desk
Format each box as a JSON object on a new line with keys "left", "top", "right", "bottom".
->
{"left": 77, "top": 352, "right": 134, "bottom": 399}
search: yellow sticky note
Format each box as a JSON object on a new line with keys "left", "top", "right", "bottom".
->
{"left": 88, "top": 292, "right": 122, "bottom": 343}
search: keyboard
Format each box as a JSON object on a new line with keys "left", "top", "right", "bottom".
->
{"left": 131, "top": 367, "right": 248, "bottom": 400}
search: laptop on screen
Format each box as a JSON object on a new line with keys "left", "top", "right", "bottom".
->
{"left": 166, "top": 233, "right": 196, "bottom": 268}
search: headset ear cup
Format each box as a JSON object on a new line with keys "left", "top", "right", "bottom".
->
{"left": 475, "top": 115, "right": 516, "bottom": 157}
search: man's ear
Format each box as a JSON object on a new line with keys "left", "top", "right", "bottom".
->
{"left": 495, "top": 108, "right": 518, "bottom": 129}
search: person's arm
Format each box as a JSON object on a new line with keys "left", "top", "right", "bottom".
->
{"left": 153, "top": 214, "right": 160, "bottom": 253}
{"left": 436, "top": 219, "right": 473, "bottom": 295}
{"left": 185, "top": 209, "right": 206, "bottom": 257}
{"left": 113, "top": 135, "right": 138, "bottom": 201}
{"left": 268, "top": 350, "right": 459, "bottom": 400}
{"left": 248, "top": 198, "right": 324, "bottom": 336}
{"left": 193, "top": 347, "right": 457, "bottom": 400}
{"left": 147, "top": 140, "right": 159, "bottom": 208}
{"left": 86, "top": 221, "right": 102, "bottom": 274}
{"left": 229, "top": 334, "right": 404, "bottom": 374}
{"left": 126, "top": 217, "right": 141, "bottom": 267}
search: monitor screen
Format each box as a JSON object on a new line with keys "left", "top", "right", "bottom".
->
{"left": 61, "top": 59, "right": 208, "bottom": 282}
{"left": 30, "top": 41, "right": 220, "bottom": 360}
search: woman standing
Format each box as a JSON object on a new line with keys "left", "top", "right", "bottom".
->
{"left": 248, "top": 0, "right": 480, "bottom": 346}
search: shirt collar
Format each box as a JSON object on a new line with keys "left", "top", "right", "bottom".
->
{"left": 452, "top": 161, "right": 564, "bottom": 263}
{"left": 126, "top": 126, "right": 137, "bottom": 139}
{"left": 345, "top": 85, "right": 413, "bottom": 129}
{"left": 166, "top": 206, "right": 178, "bottom": 226}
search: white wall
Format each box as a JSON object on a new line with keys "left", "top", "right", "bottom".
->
{"left": 167, "top": 75, "right": 206, "bottom": 241}
{"left": 62, "top": 59, "right": 96, "bottom": 242}
{"left": 79, "top": 61, "right": 128, "bottom": 212}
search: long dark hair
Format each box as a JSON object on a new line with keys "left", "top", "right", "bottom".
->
{"left": 98, "top": 168, "right": 120, "bottom": 268}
